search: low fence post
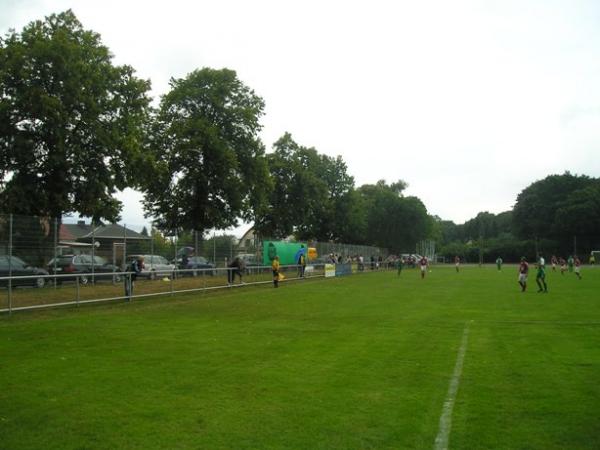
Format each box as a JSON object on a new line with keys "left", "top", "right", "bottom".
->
{"left": 171, "top": 270, "right": 174, "bottom": 296}
{"left": 124, "top": 272, "right": 132, "bottom": 302}
{"left": 76, "top": 276, "right": 80, "bottom": 306}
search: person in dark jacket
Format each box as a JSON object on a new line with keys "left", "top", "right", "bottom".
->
{"left": 125, "top": 256, "right": 144, "bottom": 298}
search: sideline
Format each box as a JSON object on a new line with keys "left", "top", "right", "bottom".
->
{"left": 434, "top": 321, "right": 471, "bottom": 450}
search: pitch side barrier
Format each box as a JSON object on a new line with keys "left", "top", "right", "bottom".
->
{"left": 0, "top": 262, "right": 396, "bottom": 314}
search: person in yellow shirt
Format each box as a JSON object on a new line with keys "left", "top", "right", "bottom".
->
{"left": 272, "top": 256, "right": 280, "bottom": 288}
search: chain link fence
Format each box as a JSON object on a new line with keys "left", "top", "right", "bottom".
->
{"left": 0, "top": 213, "right": 390, "bottom": 313}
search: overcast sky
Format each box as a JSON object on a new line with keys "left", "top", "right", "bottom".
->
{"left": 3, "top": 0, "right": 600, "bottom": 233}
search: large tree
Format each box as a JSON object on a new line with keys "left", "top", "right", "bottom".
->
{"left": 358, "top": 180, "right": 431, "bottom": 252}
{"left": 513, "top": 172, "right": 598, "bottom": 243}
{"left": 255, "top": 133, "right": 356, "bottom": 241}
{"left": 143, "top": 68, "right": 270, "bottom": 236}
{"left": 0, "top": 10, "right": 152, "bottom": 221}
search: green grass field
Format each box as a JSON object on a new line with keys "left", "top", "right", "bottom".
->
{"left": 1, "top": 265, "right": 599, "bottom": 449}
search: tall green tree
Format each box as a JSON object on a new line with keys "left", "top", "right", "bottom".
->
{"left": 512, "top": 172, "right": 593, "bottom": 240}
{"left": 358, "top": 180, "right": 430, "bottom": 252}
{"left": 143, "top": 68, "right": 271, "bottom": 237}
{"left": 255, "top": 133, "right": 356, "bottom": 241}
{"left": 0, "top": 10, "right": 152, "bottom": 221}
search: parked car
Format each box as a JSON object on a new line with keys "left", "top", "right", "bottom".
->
{"left": 234, "top": 254, "right": 265, "bottom": 275}
{"left": 0, "top": 255, "right": 49, "bottom": 288}
{"left": 237, "top": 254, "right": 263, "bottom": 268}
{"left": 176, "top": 256, "right": 216, "bottom": 276}
{"left": 126, "top": 254, "right": 175, "bottom": 280}
{"left": 47, "top": 254, "right": 121, "bottom": 284}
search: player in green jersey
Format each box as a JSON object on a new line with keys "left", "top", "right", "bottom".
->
{"left": 397, "top": 257, "right": 404, "bottom": 276}
{"left": 536, "top": 261, "right": 548, "bottom": 293}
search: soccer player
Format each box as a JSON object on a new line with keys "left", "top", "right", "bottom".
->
{"left": 397, "top": 257, "right": 404, "bottom": 276}
{"left": 551, "top": 255, "right": 558, "bottom": 272}
{"left": 496, "top": 256, "right": 503, "bottom": 271}
{"left": 574, "top": 256, "right": 582, "bottom": 280}
{"left": 454, "top": 255, "right": 460, "bottom": 272}
{"left": 559, "top": 257, "right": 567, "bottom": 275}
{"left": 567, "top": 255, "right": 574, "bottom": 273}
{"left": 419, "top": 256, "right": 428, "bottom": 279}
{"left": 518, "top": 257, "right": 529, "bottom": 292}
{"left": 538, "top": 254, "right": 545, "bottom": 269}
{"left": 536, "top": 260, "right": 548, "bottom": 293}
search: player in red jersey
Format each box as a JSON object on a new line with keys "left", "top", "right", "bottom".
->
{"left": 551, "top": 255, "right": 558, "bottom": 272}
{"left": 419, "top": 256, "right": 428, "bottom": 279}
{"left": 574, "top": 256, "right": 582, "bottom": 279}
{"left": 559, "top": 257, "right": 567, "bottom": 275}
{"left": 518, "top": 257, "right": 529, "bottom": 292}
{"left": 454, "top": 255, "right": 460, "bottom": 272}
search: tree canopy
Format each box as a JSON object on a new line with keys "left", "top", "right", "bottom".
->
{"left": 512, "top": 172, "right": 594, "bottom": 240}
{"left": 358, "top": 180, "right": 431, "bottom": 252}
{"left": 0, "top": 10, "right": 152, "bottom": 221}
{"left": 142, "top": 68, "right": 270, "bottom": 235}
{"left": 255, "top": 133, "right": 357, "bottom": 241}
{"left": 8, "top": 10, "right": 598, "bottom": 260}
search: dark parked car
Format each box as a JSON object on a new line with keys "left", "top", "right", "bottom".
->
{"left": 177, "top": 256, "right": 216, "bottom": 276}
{"left": 0, "top": 256, "right": 48, "bottom": 288}
{"left": 47, "top": 254, "right": 121, "bottom": 284}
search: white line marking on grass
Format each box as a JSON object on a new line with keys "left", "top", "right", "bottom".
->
{"left": 434, "top": 322, "right": 471, "bottom": 450}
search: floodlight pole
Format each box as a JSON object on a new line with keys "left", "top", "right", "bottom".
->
{"left": 8, "top": 214, "right": 13, "bottom": 314}
{"left": 91, "top": 224, "right": 95, "bottom": 284}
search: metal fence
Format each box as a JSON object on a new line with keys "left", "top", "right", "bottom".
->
{"left": 0, "top": 213, "right": 391, "bottom": 313}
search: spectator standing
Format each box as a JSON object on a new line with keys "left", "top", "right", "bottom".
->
{"left": 272, "top": 256, "right": 280, "bottom": 288}
{"left": 228, "top": 257, "right": 245, "bottom": 284}
{"left": 298, "top": 253, "right": 306, "bottom": 278}
{"left": 126, "top": 255, "right": 144, "bottom": 298}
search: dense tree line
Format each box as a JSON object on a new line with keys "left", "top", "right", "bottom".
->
{"left": 2, "top": 11, "right": 599, "bottom": 260}
{"left": 0, "top": 10, "right": 432, "bottom": 253}
{"left": 437, "top": 173, "right": 600, "bottom": 262}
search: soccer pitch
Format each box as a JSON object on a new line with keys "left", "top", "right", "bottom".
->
{"left": 1, "top": 266, "right": 599, "bottom": 449}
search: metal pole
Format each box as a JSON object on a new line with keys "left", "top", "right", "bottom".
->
{"left": 91, "top": 224, "right": 95, "bottom": 284}
{"left": 76, "top": 275, "right": 80, "bottom": 306}
{"left": 170, "top": 269, "right": 174, "bottom": 296}
{"left": 123, "top": 223, "right": 127, "bottom": 271}
{"left": 174, "top": 230, "right": 178, "bottom": 279}
{"left": 213, "top": 231, "right": 216, "bottom": 267}
{"left": 195, "top": 230, "right": 199, "bottom": 259}
{"left": 53, "top": 217, "right": 58, "bottom": 288}
{"left": 8, "top": 214, "right": 13, "bottom": 314}
{"left": 150, "top": 225, "right": 154, "bottom": 257}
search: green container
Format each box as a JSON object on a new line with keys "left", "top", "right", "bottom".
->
{"left": 263, "top": 241, "right": 308, "bottom": 266}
